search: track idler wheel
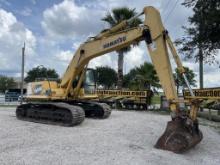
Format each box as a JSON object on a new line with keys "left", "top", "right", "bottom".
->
{"left": 155, "top": 117, "right": 203, "bottom": 153}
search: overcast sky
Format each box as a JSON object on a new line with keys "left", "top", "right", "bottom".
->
{"left": 0, "top": 0, "right": 219, "bottom": 88}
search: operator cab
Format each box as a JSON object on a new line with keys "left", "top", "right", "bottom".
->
{"left": 72, "top": 68, "right": 96, "bottom": 94}
{"left": 84, "top": 69, "right": 96, "bottom": 94}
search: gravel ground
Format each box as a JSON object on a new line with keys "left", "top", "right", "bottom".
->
{"left": 0, "top": 107, "right": 220, "bottom": 165}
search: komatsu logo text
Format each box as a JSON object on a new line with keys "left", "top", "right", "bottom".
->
{"left": 103, "top": 36, "right": 126, "bottom": 49}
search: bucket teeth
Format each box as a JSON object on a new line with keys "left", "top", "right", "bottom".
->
{"left": 155, "top": 117, "right": 203, "bottom": 153}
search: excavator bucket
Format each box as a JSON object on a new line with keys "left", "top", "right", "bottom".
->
{"left": 155, "top": 117, "right": 203, "bottom": 153}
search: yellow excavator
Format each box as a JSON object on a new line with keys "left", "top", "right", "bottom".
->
{"left": 16, "top": 6, "right": 203, "bottom": 153}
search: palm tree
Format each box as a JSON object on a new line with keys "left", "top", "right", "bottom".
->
{"left": 135, "top": 63, "right": 160, "bottom": 90}
{"left": 123, "top": 62, "right": 160, "bottom": 91}
{"left": 102, "top": 7, "right": 142, "bottom": 89}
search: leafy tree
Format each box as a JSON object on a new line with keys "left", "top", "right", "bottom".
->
{"left": 173, "top": 67, "right": 196, "bottom": 93}
{"left": 102, "top": 7, "right": 142, "bottom": 89}
{"left": 176, "top": 0, "right": 220, "bottom": 89}
{"left": 25, "top": 66, "right": 59, "bottom": 83}
{"left": 123, "top": 62, "right": 160, "bottom": 90}
{"left": 95, "top": 66, "right": 117, "bottom": 89}
{"left": 180, "top": 0, "right": 220, "bottom": 58}
{"left": 123, "top": 68, "right": 138, "bottom": 89}
{"left": 0, "top": 75, "right": 16, "bottom": 93}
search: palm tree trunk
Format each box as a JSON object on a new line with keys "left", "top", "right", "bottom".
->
{"left": 117, "top": 51, "right": 124, "bottom": 89}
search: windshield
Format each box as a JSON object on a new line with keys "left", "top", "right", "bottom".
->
{"left": 84, "top": 69, "right": 96, "bottom": 94}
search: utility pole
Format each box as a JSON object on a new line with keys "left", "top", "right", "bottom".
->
{"left": 198, "top": 8, "right": 204, "bottom": 111}
{"left": 199, "top": 47, "right": 203, "bottom": 89}
{"left": 20, "top": 42, "right": 25, "bottom": 104}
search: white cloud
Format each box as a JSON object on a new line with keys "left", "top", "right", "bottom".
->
{"left": 19, "top": 7, "right": 32, "bottom": 16}
{"left": 55, "top": 50, "right": 73, "bottom": 62}
{"left": 204, "top": 71, "right": 220, "bottom": 87}
{"left": 88, "top": 52, "right": 118, "bottom": 70}
{"left": 124, "top": 45, "right": 148, "bottom": 73}
{"left": 41, "top": 0, "right": 103, "bottom": 39}
{"left": 0, "top": 9, "right": 36, "bottom": 75}
{"left": 0, "top": 9, "right": 16, "bottom": 34}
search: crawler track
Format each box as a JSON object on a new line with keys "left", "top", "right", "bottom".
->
{"left": 16, "top": 102, "right": 85, "bottom": 126}
{"left": 98, "top": 103, "right": 112, "bottom": 118}
{"left": 69, "top": 101, "right": 112, "bottom": 119}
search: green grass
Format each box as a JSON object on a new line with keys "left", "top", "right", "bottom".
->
{"left": 151, "top": 95, "right": 161, "bottom": 104}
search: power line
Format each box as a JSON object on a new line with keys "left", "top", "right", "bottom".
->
{"left": 163, "top": 0, "right": 172, "bottom": 13}
{"left": 164, "top": 0, "right": 179, "bottom": 23}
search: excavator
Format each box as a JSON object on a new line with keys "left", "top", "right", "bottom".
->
{"left": 16, "top": 6, "right": 203, "bottom": 153}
